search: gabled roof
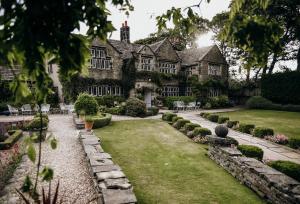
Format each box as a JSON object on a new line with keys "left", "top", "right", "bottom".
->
{"left": 177, "top": 45, "right": 226, "bottom": 66}
{"left": 107, "top": 39, "right": 142, "bottom": 59}
{"left": 148, "top": 39, "right": 167, "bottom": 53}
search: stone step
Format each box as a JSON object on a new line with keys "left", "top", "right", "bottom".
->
{"left": 102, "top": 189, "right": 137, "bottom": 204}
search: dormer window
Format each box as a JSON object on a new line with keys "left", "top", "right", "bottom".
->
{"left": 208, "top": 64, "right": 221, "bottom": 76}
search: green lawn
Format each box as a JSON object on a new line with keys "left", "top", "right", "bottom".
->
{"left": 217, "top": 109, "right": 300, "bottom": 139}
{"left": 95, "top": 120, "right": 263, "bottom": 204}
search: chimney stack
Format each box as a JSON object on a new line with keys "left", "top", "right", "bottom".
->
{"left": 120, "top": 21, "right": 130, "bottom": 43}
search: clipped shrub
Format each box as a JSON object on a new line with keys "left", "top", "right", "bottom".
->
{"left": 172, "top": 116, "right": 183, "bottom": 123}
{"left": 125, "top": 97, "right": 146, "bottom": 117}
{"left": 238, "top": 123, "right": 255, "bottom": 134}
{"left": 95, "top": 95, "right": 125, "bottom": 108}
{"left": 217, "top": 95, "right": 230, "bottom": 107}
{"left": 253, "top": 127, "right": 274, "bottom": 138}
{"left": 288, "top": 137, "right": 300, "bottom": 149}
{"left": 162, "top": 112, "right": 177, "bottom": 121}
{"left": 226, "top": 120, "right": 239, "bottom": 128}
{"left": 147, "top": 107, "right": 159, "bottom": 116}
{"left": 34, "top": 113, "right": 49, "bottom": 121}
{"left": 199, "top": 112, "right": 205, "bottom": 117}
{"left": 217, "top": 116, "right": 229, "bottom": 124}
{"left": 246, "top": 96, "right": 273, "bottom": 109}
{"left": 173, "top": 119, "right": 190, "bottom": 129}
{"left": 203, "top": 102, "right": 212, "bottom": 109}
{"left": 268, "top": 160, "right": 300, "bottom": 182}
{"left": 74, "top": 93, "right": 98, "bottom": 115}
{"left": 215, "top": 125, "right": 228, "bottom": 138}
{"left": 237, "top": 145, "right": 264, "bottom": 161}
{"left": 93, "top": 114, "right": 112, "bottom": 129}
{"left": 184, "top": 123, "right": 201, "bottom": 132}
{"left": 265, "top": 134, "right": 289, "bottom": 145}
{"left": 207, "top": 114, "right": 219, "bottom": 122}
{"left": 192, "top": 127, "right": 212, "bottom": 137}
{"left": 202, "top": 113, "right": 210, "bottom": 118}
{"left": 163, "top": 96, "right": 196, "bottom": 109}
{"left": 105, "top": 106, "right": 125, "bottom": 115}
{"left": 25, "top": 117, "right": 49, "bottom": 131}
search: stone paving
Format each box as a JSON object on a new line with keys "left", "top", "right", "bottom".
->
{"left": 177, "top": 111, "right": 300, "bottom": 164}
{"left": 0, "top": 114, "right": 98, "bottom": 204}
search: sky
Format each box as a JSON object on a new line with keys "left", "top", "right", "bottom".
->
{"left": 80, "top": 0, "right": 231, "bottom": 47}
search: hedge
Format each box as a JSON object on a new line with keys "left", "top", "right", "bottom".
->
{"left": 93, "top": 114, "right": 112, "bottom": 129}
{"left": 172, "top": 116, "right": 183, "bottom": 123}
{"left": 163, "top": 96, "right": 196, "bottom": 109}
{"left": 207, "top": 114, "right": 219, "bottom": 122}
{"left": 173, "top": 119, "right": 190, "bottom": 129}
{"left": 95, "top": 96, "right": 125, "bottom": 108}
{"left": 238, "top": 123, "right": 255, "bottom": 134}
{"left": 0, "top": 130, "right": 23, "bottom": 150}
{"left": 237, "top": 145, "right": 264, "bottom": 161}
{"left": 288, "top": 137, "right": 300, "bottom": 149}
{"left": 261, "top": 71, "right": 300, "bottom": 105}
{"left": 192, "top": 127, "right": 212, "bottom": 137}
{"left": 253, "top": 127, "right": 274, "bottom": 138}
{"left": 147, "top": 107, "right": 159, "bottom": 116}
{"left": 24, "top": 117, "right": 49, "bottom": 131}
{"left": 184, "top": 123, "right": 201, "bottom": 132}
{"left": 217, "top": 116, "right": 229, "bottom": 124}
{"left": 268, "top": 160, "right": 300, "bottom": 182}
{"left": 162, "top": 112, "right": 177, "bottom": 121}
{"left": 226, "top": 120, "right": 239, "bottom": 128}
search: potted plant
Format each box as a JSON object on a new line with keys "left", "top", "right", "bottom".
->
{"left": 84, "top": 115, "right": 94, "bottom": 131}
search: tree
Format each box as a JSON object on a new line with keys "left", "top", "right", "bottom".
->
{"left": 0, "top": 0, "right": 132, "bottom": 202}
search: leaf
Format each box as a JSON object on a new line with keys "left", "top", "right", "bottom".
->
{"left": 22, "top": 176, "right": 32, "bottom": 193}
{"left": 40, "top": 167, "right": 54, "bottom": 182}
{"left": 50, "top": 137, "right": 58, "bottom": 150}
{"left": 27, "top": 144, "right": 36, "bottom": 163}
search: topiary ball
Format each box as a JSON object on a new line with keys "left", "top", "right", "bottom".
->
{"left": 215, "top": 125, "right": 228, "bottom": 138}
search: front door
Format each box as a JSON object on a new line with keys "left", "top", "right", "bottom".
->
{"left": 144, "top": 91, "right": 152, "bottom": 108}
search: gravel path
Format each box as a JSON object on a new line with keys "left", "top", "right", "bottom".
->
{"left": 0, "top": 114, "right": 98, "bottom": 204}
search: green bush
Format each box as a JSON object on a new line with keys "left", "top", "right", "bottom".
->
{"left": 238, "top": 123, "right": 255, "bottom": 134}
{"left": 268, "top": 160, "right": 300, "bottom": 182}
{"left": 184, "top": 123, "right": 201, "bottom": 132}
{"left": 288, "top": 137, "right": 300, "bottom": 149}
{"left": 74, "top": 93, "right": 98, "bottom": 115}
{"left": 0, "top": 130, "right": 23, "bottom": 150}
{"left": 237, "top": 145, "right": 263, "bottom": 161}
{"left": 93, "top": 114, "right": 112, "bottom": 129}
{"left": 163, "top": 96, "right": 196, "bottom": 109}
{"left": 25, "top": 117, "right": 49, "bottom": 131}
{"left": 105, "top": 106, "right": 125, "bottom": 115}
{"left": 217, "top": 116, "right": 229, "bottom": 124}
{"left": 162, "top": 112, "right": 177, "bottom": 121}
{"left": 226, "top": 120, "right": 239, "bottom": 128}
{"left": 202, "top": 113, "right": 210, "bottom": 118}
{"left": 34, "top": 113, "right": 49, "bottom": 121}
{"left": 125, "top": 97, "right": 146, "bottom": 117}
{"left": 192, "top": 127, "right": 212, "bottom": 137}
{"left": 173, "top": 119, "right": 190, "bottom": 129}
{"left": 172, "top": 116, "right": 183, "bottom": 123}
{"left": 95, "top": 96, "right": 125, "bottom": 108}
{"left": 253, "top": 127, "right": 274, "bottom": 138}
{"left": 246, "top": 96, "right": 273, "bottom": 109}
{"left": 207, "top": 114, "right": 219, "bottom": 122}
{"left": 147, "top": 107, "right": 159, "bottom": 116}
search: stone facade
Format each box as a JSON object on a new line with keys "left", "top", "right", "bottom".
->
{"left": 207, "top": 136, "right": 300, "bottom": 204}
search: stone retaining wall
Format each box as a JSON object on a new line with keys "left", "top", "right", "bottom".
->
{"left": 208, "top": 143, "right": 300, "bottom": 204}
{"left": 78, "top": 130, "right": 137, "bottom": 204}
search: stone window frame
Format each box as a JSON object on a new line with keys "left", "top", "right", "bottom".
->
{"left": 140, "top": 56, "right": 152, "bottom": 71}
{"left": 208, "top": 63, "right": 222, "bottom": 76}
{"left": 159, "top": 62, "right": 176, "bottom": 74}
{"left": 87, "top": 85, "right": 123, "bottom": 96}
{"left": 161, "top": 86, "right": 179, "bottom": 97}
{"left": 89, "top": 46, "right": 112, "bottom": 70}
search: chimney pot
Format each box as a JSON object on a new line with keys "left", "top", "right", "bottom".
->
{"left": 125, "top": 21, "right": 128, "bottom": 27}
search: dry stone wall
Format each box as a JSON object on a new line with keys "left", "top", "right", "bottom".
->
{"left": 79, "top": 130, "right": 137, "bottom": 204}
{"left": 207, "top": 136, "right": 300, "bottom": 204}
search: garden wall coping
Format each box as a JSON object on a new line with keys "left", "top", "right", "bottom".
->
{"left": 78, "top": 130, "right": 137, "bottom": 204}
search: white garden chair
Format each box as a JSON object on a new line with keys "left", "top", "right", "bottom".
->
{"left": 66, "top": 104, "right": 75, "bottom": 114}
{"left": 21, "top": 104, "right": 32, "bottom": 115}
{"left": 196, "top": 102, "right": 201, "bottom": 110}
{"left": 41, "top": 104, "right": 50, "bottom": 114}
{"left": 186, "top": 102, "right": 196, "bottom": 110}
{"left": 173, "top": 101, "right": 186, "bottom": 110}
{"left": 7, "top": 105, "right": 19, "bottom": 115}
{"left": 33, "top": 104, "right": 40, "bottom": 113}
{"left": 59, "top": 103, "right": 68, "bottom": 114}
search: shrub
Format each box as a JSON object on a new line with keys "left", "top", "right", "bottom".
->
{"left": 202, "top": 113, "right": 210, "bottom": 118}
{"left": 192, "top": 127, "right": 212, "bottom": 137}
{"left": 105, "top": 106, "right": 126, "bottom": 115}
{"left": 95, "top": 96, "right": 125, "bottom": 108}
{"left": 237, "top": 145, "right": 263, "bottom": 161}
{"left": 203, "top": 102, "right": 212, "bottom": 109}
{"left": 217, "top": 95, "right": 230, "bottom": 107}
{"left": 184, "top": 123, "right": 200, "bottom": 132}
{"left": 226, "top": 120, "right": 239, "bottom": 128}
{"left": 268, "top": 160, "right": 300, "bottom": 182}
{"left": 0, "top": 130, "right": 23, "bottom": 150}
{"left": 207, "top": 114, "right": 219, "bottom": 122}
{"left": 34, "top": 113, "right": 49, "bottom": 121}
{"left": 238, "top": 123, "right": 255, "bottom": 134}
{"left": 246, "top": 96, "right": 273, "bottom": 109}
{"left": 172, "top": 116, "right": 183, "bottom": 123}
{"left": 125, "top": 98, "right": 146, "bottom": 117}
{"left": 25, "top": 117, "right": 49, "bottom": 131}
{"left": 253, "top": 127, "right": 274, "bottom": 138}
{"left": 199, "top": 112, "right": 205, "bottom": 117}
{"left": 74, "top": 93, "right": 98, "bottom": 115}
{"left": 265, "top": 134, "right": 288, "bottom": 145}
{"left": 162, "top": 112, "right": 177, "bottom": 121}
{"left": 93, "top": 114, "right": 112, "bottom": 129}
{"left": 173, "top": 119, "right": 190, "bottom": 129}
{"left": 163, "top": 96, "right": 196, "bottom": 109}
{"left": 288, "top": 137, "right": 300, "bottom": 149}
{"left": 217, "top": 116, "right": 229, "bottom": 124}
{"left": 147, "top": 107, "right": 159, "bottom": 116}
